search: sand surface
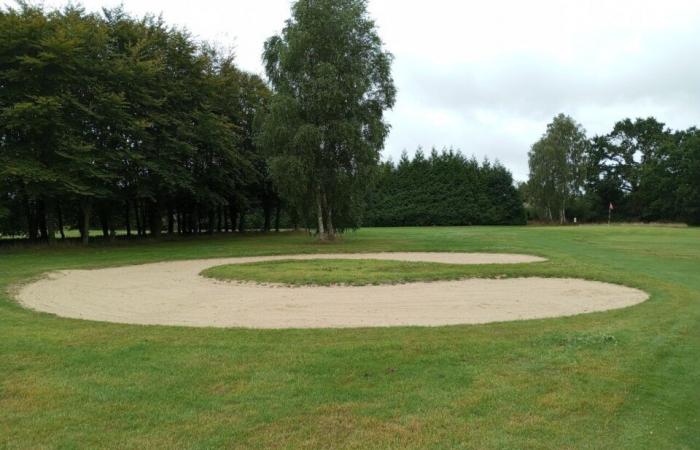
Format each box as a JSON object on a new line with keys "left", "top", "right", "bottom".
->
{"left": 16, "top": 252, "right": 647, "bottom": 328}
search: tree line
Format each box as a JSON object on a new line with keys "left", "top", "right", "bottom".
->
{"left": 1, "top": 0, "right": 398, "bottom": 242}
{"left": 525, "top": 114, "right": 700, "bottom": 225}
{"left": 4, "top": 2, "right": 696, "bottom": 244}
{"left": 365, "top": 149, "right": 525, "bottom": 226}
{"left": 0, "top": 3, "right": 279, "bottom": 243}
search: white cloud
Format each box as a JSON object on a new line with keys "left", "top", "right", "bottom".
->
{"left": 34, "top": 0, "right": 700, "bottom": 180}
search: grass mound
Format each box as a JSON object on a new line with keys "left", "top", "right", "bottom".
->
{"left": 201, "top": 258, "right": 480, "bottom": 286}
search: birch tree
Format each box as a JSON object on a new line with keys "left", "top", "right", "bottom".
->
{"left": 527, "top": 114, "right": 589, "bottom": 223}
{"left": 258, "top": 0, "right": 396, "bottom": 240}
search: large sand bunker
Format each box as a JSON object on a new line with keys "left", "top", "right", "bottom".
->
{"left": 16, "top": 252, "right": 647, "bottom": 328}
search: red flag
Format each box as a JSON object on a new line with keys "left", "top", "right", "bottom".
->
{"left": 609, "top": 202, "right": 614, "bottom": 211}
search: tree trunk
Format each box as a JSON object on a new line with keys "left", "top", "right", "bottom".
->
{"left": 100, "top": 207, "right": 111, "bottom": 239}
{"left": 194, "top": 205, "right": 201, "bottom": 234}
{"left": 135, "top": 201, "right": 142, "bottom": 236}
{"left": 79, "top": 199, "right": 92, "bottom": 245}
{"left": 238, "top": 209, "right": 246, "bottom": 233}
{"left": 24, "top": 196, "right": 37, "bottom": 240}
{"left": 57, "top": 203, "right": 65, "bottom": 239}
{"left": 142, "top": 201, "right": 149, "bottom": 236}
{"left": 142, "top": 202, "right": 148, "bottom": 236}
{"left": 207, "top": 208, "right": 215, "bottom": 234}
{"left": 321, "top": 191, "right": 334, "bottom": 240}
{"left": 291, "top": 209, "right": 299, "bottom": 231}
{"left": 37, "top": 199, "right": 48, "bottom": 241}
{"left": 148, "top": 200, "right": 161, "bottom": 237}
{"left": 167, "top": 206, "right": 175, "bottom": 235}
{"left": 274, "top": 203, "right": 281, "bottom": 232}
{"left": 44, "top": 199, "right": 56, "bottom": 243}
{"left": 263, "top": 208, "right": 271, "bottom": 232}
{"left": 326, "top": 208, "right": 335, "bottom": 239}
{"left": 125, "top": 202, "right": 131, "bottom": 237}
{"left": 316, "top": 191, "right": 326, "bottom": 240}
{"left": 560, "top": 199, "right": 566, "bottom": 224}
{"left": 228, "top": 201, "right": 238, "bottom": 232}
{"left": 217, "top": 206, "right": 223, "bottom": 233}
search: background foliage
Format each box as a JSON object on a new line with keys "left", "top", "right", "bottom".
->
{"left": 525, "top": 115, "right": 700, "bottom": 225}
{"left": 365, "top": 148, "right": 525, "bottom": 226}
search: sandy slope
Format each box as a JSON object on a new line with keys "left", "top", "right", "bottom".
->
{"left": 16, "top": 252, "right": 647, "bottom": 328}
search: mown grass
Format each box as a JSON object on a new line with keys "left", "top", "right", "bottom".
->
{"left": 201, "top": 258, "right": 546, "bottom": 286}
{"left": 1, "top": 225, "right": 699, "bottom": 449}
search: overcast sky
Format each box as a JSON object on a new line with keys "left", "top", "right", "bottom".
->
{"left": 36, "top": 0, "right": 700, "bottom": 180}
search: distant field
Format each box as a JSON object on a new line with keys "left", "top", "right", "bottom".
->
{"left": 1, "top": 226, "right": 698, "bottom": 448}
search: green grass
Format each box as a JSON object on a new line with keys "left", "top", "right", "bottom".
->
{"left": 201, "top": 258, "right": 542, "bottom": 286}
{"left": 1, "top": 225, "right": 699, "bottom": 449}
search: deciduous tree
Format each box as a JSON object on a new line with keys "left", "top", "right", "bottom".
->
{"left": 527, "top": 114, "right": 589, "bottom": 223}
{"left": 258, "top": 0, "right": 395, "bottom": 240}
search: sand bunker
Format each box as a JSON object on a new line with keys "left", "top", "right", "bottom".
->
{"left": 16, "top": 252, "right": 647, "bottom": 328}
